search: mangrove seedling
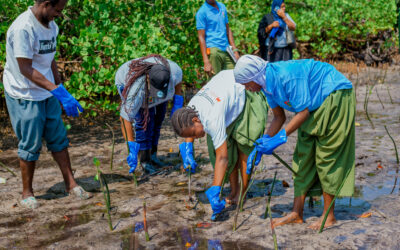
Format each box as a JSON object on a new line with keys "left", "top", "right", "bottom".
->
{"left": 233, "top": 171, "right": 244, "bottom": 232}
{"left": 143, "top": 201, "right": 150, "bottom": 241}
{"left": 266, "top": 171, "right": 278, "bottom": 250}
{"left": 93, "top": 157, "right": 113, "bottom": 231}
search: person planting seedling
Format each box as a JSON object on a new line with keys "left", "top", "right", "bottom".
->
{"left": 233, "top": 55, "right": 355, "bottom": 230}
{"left": 115, "top": 55, "right": 183, "bottom": 175}
{"left": 171, "top": 70, "right": 268, "bottom": 220}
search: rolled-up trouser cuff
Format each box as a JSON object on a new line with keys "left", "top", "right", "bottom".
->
{"left": 47, "top": 138, "right": 69, "bottom": 153}
{"left": 18, "top": 149, "right": 40, "bottom": 162}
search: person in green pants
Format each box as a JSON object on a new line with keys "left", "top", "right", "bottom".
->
{"left": 196, "top": 0, "right": 240, "bottom": 76}
{"left": 233, "top": 55, "right": 355, "bottom": 230}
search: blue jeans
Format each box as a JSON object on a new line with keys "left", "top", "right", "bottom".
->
{"left": 134, "top": 102, "right": 167, "bottom": 150}
{"left": 5, "top": 92, "right": 69, "bottom": 161}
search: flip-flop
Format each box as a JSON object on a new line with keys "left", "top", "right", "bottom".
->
{"left": 20, "top": 196, "right": 39, "bottom": 209}
{"left": 69, "top": 186, "right": 93, "bottom": 200}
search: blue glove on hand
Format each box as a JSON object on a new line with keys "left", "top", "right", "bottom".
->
{"left": 127, "top": 141, "right": 140, "bottom": 174}
{"left": 246, "top": 134, "right": 270, "bottom": 174}
{"left": 205, "top": 186, "right": 226, "bottom": 221}
{"left": 255, "top": 130, "right": 287, "bottom": 155}
{"left": 51, "top": 85, "right": 84, "bottom": 117}
{"left": 179, "top": 142, "right": 197, "bottom": 173}
{"left": 170, "top": 95, "right": 184, "bottom": 117}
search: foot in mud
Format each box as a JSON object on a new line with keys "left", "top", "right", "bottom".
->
{"left": 271, "top": 212, "right": 304, "bottom": 228}
{"left": 150, "top": 153, "right": 168, "bottom": 167}
{"left": 226, "top": 192, "right": 239, "bottom": 205}
{"left": 141, "top": 162, "right": 158, "bottom": 174}
{"left": 307, "top": 215, "right": 336, "bottom": 230}
{"left": 69, "top": 186, "right": 93, "bottom": 200}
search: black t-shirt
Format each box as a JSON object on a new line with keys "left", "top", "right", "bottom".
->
{"left": 257, "top": 13, "right": 274, "bottom": 60}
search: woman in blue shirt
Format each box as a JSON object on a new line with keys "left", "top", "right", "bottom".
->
{"left": 233, "top": 55, "right": 356, "bottom": 230}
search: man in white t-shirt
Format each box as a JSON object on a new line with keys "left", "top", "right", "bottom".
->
{"left": 3, "top": 0, "right": 91, "bottom": 209}
{"left": 171, "top": 70, "right": 268, "bottom": 220}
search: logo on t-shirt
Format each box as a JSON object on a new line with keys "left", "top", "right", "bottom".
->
{"left": 284, "top": 100, "right": 292, "bottom": 107}
{"left": 39, "top": 37, "right": 56, "bottom": 54}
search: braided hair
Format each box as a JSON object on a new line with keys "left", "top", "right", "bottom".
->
{"left": 171, "top": 106, "right": 199, "bottom": 137}
{"left": 122, "top": 54, "right": 170, "bottom": 130}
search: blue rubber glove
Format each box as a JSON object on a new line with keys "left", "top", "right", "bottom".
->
{"left": 170, "top": 94, "right": 184, "bottom": 117}
{"left": 246, "top": 134, "right": 270, "bottom": 174}
{"left": 51, "top": 85, "right": 83, "bottom": 117}
{"left": 127, "top": 141, "right": 140, "bottom": 174}
{"left": 205, "top": 186, "right": 226, "bottom": 220}
{"left": 255, "top": 130, "right": 287, "bottom": 155}
{"left": 179, "top": 142, "right": 197, "bottom": 173}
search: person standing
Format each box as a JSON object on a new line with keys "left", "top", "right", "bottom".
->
{"left": 3, "top": 0, "right": 92, "bottom": 209}
{"left": 257, "top": 0, "right": 296, "bottom": 62}
{"left": 115, "top": 55, "right": 183, "bottom": 175}
{"left": 196, "top": 0, "right": 240, "bottom": 76}
{"left": 234, "top": 55, "right": 355, "bottom": 230}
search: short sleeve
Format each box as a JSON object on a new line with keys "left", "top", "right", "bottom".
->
{"left": 286, "top": 13, "right": 296, "bottom": 27}
{"left": 266, "top": 96, "right": 278, "bottom": 109}
{"left": 196, "top": 9, "right": 206, "bottom": 30}
{"left": 210, "top": 117, "right": 227, "bottom": 149}
{"left": 286, "top": 78, "right": 311, "bottom": 112}
{"left": 169, "top": 61, "right": 182, "bottom": 86}
{"left": 12, "top": 28, "right": 34, "bottom": 59}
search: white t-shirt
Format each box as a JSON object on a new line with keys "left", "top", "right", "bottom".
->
{"left": 115, "top": 57, "right": 182, "bottom": 121}
{"left": 3, "top": 7, "right": 59, "bottom": 101}
{"left": 188, "top": 70, "right": 245, "bottom": 149}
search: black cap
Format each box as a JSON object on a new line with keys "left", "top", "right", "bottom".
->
{"left": 149, "top": 64, "right": 170, "bottom": 98}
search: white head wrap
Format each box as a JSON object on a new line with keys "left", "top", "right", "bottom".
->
{"left": 233, "top": 55, "right": 268, "bottom": 89}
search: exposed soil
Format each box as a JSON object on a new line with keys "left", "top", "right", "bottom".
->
{"left": 0, "top": 65, "right": 400, "bottom": 249}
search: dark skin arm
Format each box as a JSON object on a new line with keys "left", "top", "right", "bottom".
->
{"left": 277, "top": 9, "right": 296, "bottom": 31}
{"left": 120, "top": 117, "right": 135, "bottom": 142}
{"left": 174, "top": 83, "right": 183, "bottom": 96}
{"left": 226, "top": 24, "right": 240, "bottom": 60}
{"left": 267, "top": 107, "right": 310, "bottom": 137}
{"left": 197, "top": 29, "right": 213, "bottom": 76}
{"left": 16, "top": 58, "right": 58, "bottom": 91}
{"left": 212, "top": 141, "right": 228, "bottom": 186}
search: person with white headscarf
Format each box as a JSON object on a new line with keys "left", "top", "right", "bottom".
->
{"left": 233, "top": 55, "right": 356, "bottom": 230}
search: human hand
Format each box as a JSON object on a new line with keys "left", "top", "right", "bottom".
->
{"left": 277, "top": 8, "right": 285, "bottom": 18}
{"left": 271, "top": 21, "right": 280, "bottom": 28}
{"left": 51, "top": 85, "right": 84, "bottom": 117}
{"left": 127, "top": 141, "right": 140, "bottom": 173}
{"left": 234, "top": 51, "right": 240, "bottom": 60}
{"left": 255, "top": 130, "right": 287, "bottom": 155}
{"left": 204, "top": 61, "right": 213, "bottom": 76}
{"left": 179, "top": 142, "right": 197, "bottom": 173}
{"left": 205, "top": 186, "right": 226, "bottom": 220}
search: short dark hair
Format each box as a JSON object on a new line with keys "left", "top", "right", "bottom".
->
{"left": 35, "top": 0, "right": 61, "bottom": 6}
{"left": 171, "top": 107, "right": 199, "bottom": 137}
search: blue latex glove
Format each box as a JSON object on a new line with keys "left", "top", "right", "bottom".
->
{"left": 51, "top": 85, "right": 83, "bottom": 117}
{"left": 246, "top": 134, "right": 270, "bottom": 174}
{"left": 127, "top": 141, "right": 140, "bottom": 174}
{"left": 170, "top": 94, "right": 184, "bottom": 117}
{"left": 179, "top": 142, "right": 197, "bottom": 173}
{"left": 205, "top": 186, "right": 226, "bottom": 220}
{"left": 255, "top": 129, "right": 287, "bottom": 155}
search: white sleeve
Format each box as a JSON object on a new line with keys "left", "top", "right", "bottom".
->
{"left": 206, "top": 115, "right": 227, "bottom": 150}
{"left": 169, "top": 60, "right": 183, "bottom": 86}
{"left": 12, "top": 28, "right": 34, "bottom": 59}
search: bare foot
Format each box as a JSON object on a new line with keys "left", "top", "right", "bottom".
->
{"left": 307, "top": 215, "right": 336, "bottom": 230}
{"left": 226, "top": 192, "right": 239, "bottom": 205}
{"left": 271, "top": 212, "right": 304, "bottom": 228}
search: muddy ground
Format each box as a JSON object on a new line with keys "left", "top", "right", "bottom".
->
{"left": 0, "top": 65, "right": 400, "bottom": 249}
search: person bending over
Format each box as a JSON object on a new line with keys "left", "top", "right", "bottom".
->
{"left": 234, "top": 55, "right": 355, "bottom": 230}
{"left": 115, "top": 55, "right": 183, "bottom": 174}
{"left": 171, "top": 70, "right": 268, "bottom": 220}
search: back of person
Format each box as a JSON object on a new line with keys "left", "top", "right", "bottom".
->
{"left": 265, "top": 59, "right": 352, "bottom": 112}
{"left": 188, "top": 70, "right": 245, "bottom": 148}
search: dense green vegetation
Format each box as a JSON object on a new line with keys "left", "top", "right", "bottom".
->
{"left": 0, "top": 0, "right": 397, "bottom": 115}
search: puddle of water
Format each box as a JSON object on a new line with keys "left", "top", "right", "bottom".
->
{"left": 0, "top": 215, "right": 34, "bottom": 228}
{"left": 43, "top": 212, "right": 95, "bottom": 232}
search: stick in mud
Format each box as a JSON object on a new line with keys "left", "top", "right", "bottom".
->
{"left": 105, "top": 123, "right": 115, "bottom": 171}
{"left": 188, "top": 165, "right": 193, "bottom": 202}
{"left": 0, "top": 161, "right": 17, "bottom": 177}
{"left": 233, "top": 171, "right": 244, "bottom": 232}
{"left": 384, "top": 125, "right": 400, "bottom": 194}
{"left": 266, "top": 171, "right": 278, "bottom": 250}
{"left": 143, "top": 201, "right": 150, "bottom": 241}
{"left": 122, "top": 120, "right": 138, "bottom": 187}
{"left": 93, "top": 158, "right": 113, "bottom": 231}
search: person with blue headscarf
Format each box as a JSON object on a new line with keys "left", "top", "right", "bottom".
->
{"left": 257, "top": 0, "right": 296, "bottom": 62}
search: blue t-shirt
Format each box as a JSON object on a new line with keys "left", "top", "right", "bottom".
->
{"left": 264, "top": 59, "right": 353, "bottom": 113}
{"left": 196, "top": 1, "right": 229, "bottom": 52}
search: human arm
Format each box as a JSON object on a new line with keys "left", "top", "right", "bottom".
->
{"left": 265, "top": 21, "right": 280, "bottom": 34}
{"left": 284, "top": 108, "right": 309, "bottom": 136}
{"left": 197, "top": 29, "right": 213, "bottom": 75}
{"left": 277, "top": 9, "right": 296, "bottom": 31}
{"left": 266, "top": 106, "right": 286, "bottom": 136}
{"left": 170, "top": 83, "right": 184, "bottom": 117}
{"left": 17, "top": 58, "right": 57, "bottom": 91}
{"left": 226, "top": 24, "right": 240, "bottom": 60}
{"left": 120, "top": 116, "right": 140, "bottom": 173}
